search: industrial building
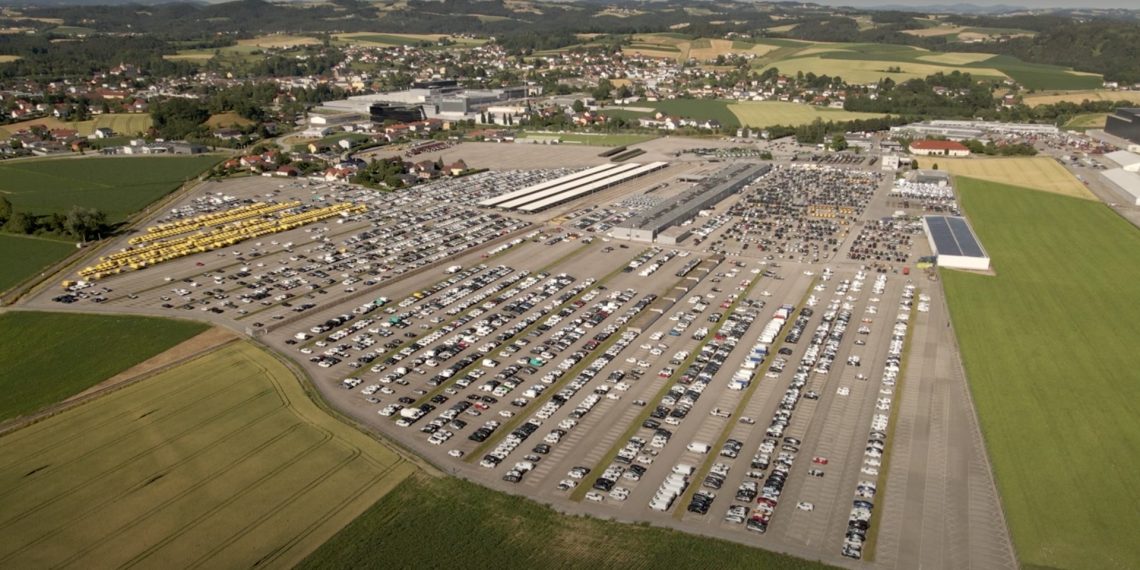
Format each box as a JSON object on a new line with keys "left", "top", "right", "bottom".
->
{"left": 909, "top": 140, "right": 970, "bottom": 157}
{"left": 890, "top": 120, "right": 1059, "bottom": 140}
{"left": 1100, "top": 150, "right": 1140, "bottom": 206}
{"left": 612, "top": 163, "right": 771, "bottom": 243}
{"left": 923, "top": 215, "right": 990, "bottom": 271}
{"left": 478, "top": 162, "right": 668, "bottom": 213}
{"left": 318, "top": 83, "right": 530, "bottom": 122}
{"left": 1105, "top": 108, "right": 1140, "bottom": 145}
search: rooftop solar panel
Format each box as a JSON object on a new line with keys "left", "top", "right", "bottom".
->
{"left": 925, "top": 215, "right": 986, "bottom": 258}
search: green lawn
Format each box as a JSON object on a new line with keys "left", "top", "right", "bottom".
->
{"left": 0, "top": 311, "right": 208, "bottom": 421}
{"left": 299, "top": 473, "right": 834, "bottom": 570}
{"left": 942, "top": 177, "right": 1140, "bottom": 570}
{"left": 517, "top": 132, "right": 657, "bottom": 146}
{"left": 973, "top": 55, "right": 1102, "bottom": 90}
{"left": 0, "top": 234, "right": 75, "bottom": 293}
{"left": 0, "top": 156, "right": 219, "bottom": 224}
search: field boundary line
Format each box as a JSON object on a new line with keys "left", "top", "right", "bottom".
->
{"left": 0, "top": 333, "right": 241, "bottom": 438}
{"left": 936, "top": 273, "right": 1022, "bottom": 569}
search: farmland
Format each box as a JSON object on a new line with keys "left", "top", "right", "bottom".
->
{"left": 335, "top": 32, "right": 486, "bottom": 47}
{"left": 915, "top": 157, "right": 1094, "bottom": 200}
{"left": 0, "top": 341, "right": 417, "bottom": 568}
{"left": 0, "top": 234, "right": 75, "bottom": 293}
{"left": 728, "top": 101, "right": 886, "bottom": 128}
{"left": 0, "top": 55, "right": 19, "bottom": 63}
{"left": 0, "top": 311, "right": 207, "bottom": 421}
{"left": 300, "top": 473, "right": 832, "bottom": 570}
{"left": 1064, "top": 113, "right": 1109, "bottom": 132}
{"left": 236, "top": 34, "right": 319, "bottom": 48}
{"left": 942, "top": 177, "right": 1140, "bottom": 570}
{"left": 0, "top": 155, "right": 220, "bottom": 223}
{"left": 1023, "top": 90, "right": 1140, "bottom": 106}
{"left": 0, "top": 113, "right": 152, "bottom": 137}
{"left": 205, "top": 111, "right": 255, "bottom": 129}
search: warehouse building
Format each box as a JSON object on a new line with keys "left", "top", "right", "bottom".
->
{"left": 890, "top": 120, "right": 1059, "bottom": 140}
{"left": 612, "top": 163, "right": 770, "bottom": 243}
{"left": 479, "top": 162, "right": 668, "bottom": 213}
{"left": 909, "top": 140, "right": 970, "bottom": 157}
{"left": 1101, "top": 150, "right": 1140, "bottom": 205}
{"left": 1105, "top": 108, "right": 1140, "bottom": 145}
{"left": 923, "top": 215, "right": 990, "bottom": 271}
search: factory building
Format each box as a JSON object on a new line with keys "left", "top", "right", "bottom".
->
{"left": 1105, "top": 108, "right": 1140, "bottom": 146}
{"left": 923, "top": 215, "right": 991, "bottom": 271}
{"left": 612, "top": 163, "right": 771, "bottom": 243}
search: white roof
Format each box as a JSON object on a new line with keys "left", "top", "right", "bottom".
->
{"left": 1105, "top": 150, "right": 1140, "bottom": 171}
{"left": 1102, "top": 168, "right": 1140, "bottom": 203}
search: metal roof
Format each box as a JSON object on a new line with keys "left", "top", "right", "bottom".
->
{"left": 924, "top": 215, "right": 986, "bottom": 258}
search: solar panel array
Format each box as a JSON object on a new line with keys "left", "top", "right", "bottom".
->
{"left": 925, "top": 215, "right": 985, "bottom": 257}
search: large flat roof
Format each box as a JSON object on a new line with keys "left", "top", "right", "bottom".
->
{"left": 1102, "top": 168, "right": 1140, "bottom": 201}
{"left": 924, "top": 215, "right": 987, "bottom": 258}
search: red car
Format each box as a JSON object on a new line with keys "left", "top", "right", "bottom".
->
{"left": 812, "top": 456, "right": 829, "bottom": 465}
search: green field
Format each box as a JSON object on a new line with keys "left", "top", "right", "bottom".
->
{"left": 942, "top": 177, "right": 1140, "bottom": 570}
{"left": 979, "top": 55, "right": 1102, "bottom": 90}
{"left": 650, "top": 99, "right": 741, "bottom": 128}
{"left": 88, "top": 113, "right": 153, "bottom": 136}
{"left": 0, "top": 155, "right": 219, "bottom": 224}
{"left": 517, "top": 132, "right": 658, "bottom": 146}
{"left": 300, "top": 472, "right": 832, "bottom": 570}
{"left": 1064, "top": 113, "right": 1108, "bottom": 131}
{"left": 0, "top": 341, "right": 417, "bottom": 568}
{"left": 0, "top": 311, "right": 207, "bottom": 421}
{"left": 0, "top": 234, "right": 75, "bottom": 293}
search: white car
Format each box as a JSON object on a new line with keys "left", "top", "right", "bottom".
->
{"left": 585, "top": 491, "right": 605, "bottom": 502}
{"left": 448, "top": 449, "right": 464, "bottom": 458}
{"left": 797, "top": 502, "right": 814, "bottom": 512}
{"left": 837, "top": 387, "right": 850, "bottom": 396}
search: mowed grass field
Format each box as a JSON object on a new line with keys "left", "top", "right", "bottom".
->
{"left": 1064, "top": 113, "right": 1109, "bottom": 131}
{"left": 917, "top": 157, "right": 1095, "bottom": 200}
{"left": 0, "top": 155, "right": 219, "bottom": 223}
{"left": 0, "top": 234, "right": 75, "bottom": 293}
{"left": 0, "top": 311, "right": 207, "bottom": 420}
{"left": 728, "top": 101, "right": 886, "bottom": 128}
{"left": 0, "top": 341, "right": 417, "bottom": 568}
{"left": 517, "top": 131, "right": 657, "bottom": 146}
{"left": 942, "top": 177, "right": 1140, "bottom": 570}
{"left": 300, "top": 472, "right": 832, "bottom": 570}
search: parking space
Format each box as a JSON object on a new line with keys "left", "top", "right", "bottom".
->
{"left": 25, "top": 153, "right": 1014, "bottom": 569}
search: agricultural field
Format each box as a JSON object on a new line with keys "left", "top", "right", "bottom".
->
{"left": 300, "top": 473, "right": 831, "bottom": 570}
{"left": 236, "top": 34, "right": 319, "bottom": 48}
{"left": 516, "top": 131, "right": 657, "bottom": 147}
{"left": 749, "top": 42, "right": 1100, "bottom": 90}
{"left": 0, "top": 55, "right": 19, "bottom": 62}
{"left": 647, "top": 99, "right": 740, "bottom": 128}
{"left": 0, "top": 155, "right": 220, "bottom": 223}
{"left": 1023, "top": 90, "right": 1140, "bottom": 106}
{"left": 728, "top": 101, "right": 886, "bottom": 128}
{"left": 622, "top": 34, "right": 786, "bottom": 61}
{"left": 915, "top": 157, "right": 1094, "bottom": 200}
{"left": 0, "top": 234, "right": 75, "bottom": 293}
{"left": 0, "top": 312, "right": 207, "bottom": 420}
{"left": 942, "top": 177, "right": 1140, "bottom": 570}
{"left": 335, "top": 32, "right": 485, "bottom": 47}
{"left": 1064, "top": 113, "right": 1109, "bottom": 132}
{"left": 0, "top": 113, "right": 151, "bottom": 137}
{"left": 0, "top": 341, "right": 417, "bottom": 568}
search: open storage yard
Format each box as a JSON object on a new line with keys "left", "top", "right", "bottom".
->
{"left": 15, "top": 143, "right": 1031, "bottom": 568}
{"left": 0, "top": 341, "right": 417, "bottom": 569}
{"left": 942, "top": 177, "right": 1140, "bottom": 570}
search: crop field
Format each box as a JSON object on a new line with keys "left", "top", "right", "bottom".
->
{"left": 300, "top": 473, "right": 832, "bottom": 570}
{"left": 1023, "top": 90, "right": 1140, "bottom": 106}
{"left": 915, "top": 157, "right": 1094, "bottom": 200}
{"left": 335, "top": 33, "right": 485, "bottom": 47}
{"left": 0, "top": 234, "right": 75, "bottom": 293}
{"left": 205, "top": 111, "right": 255, "bottom": 128}
{"left": 622, "top": 34, "right": 784, "bottom": 61}
{"left": 0, "top": 113, "right": 150, "bottom": 137}
{"left": 728, "top": 101, "right": 886, "bottom": 128}
{"left": 748, "top": 42, "right": 1099, "bottom": 90}
{"left": 0, "top": 341, "right": 417, "bottom": 568}
{"left": 0, "top": 55, "right": 19, "bottom": 62}
{"left": 942, "top": 177, "right": 1140, "bottom": 570}
{"left": 236, "top": 34, "right": 319, "bottom": 48}
{"left": 0, "top": 311, "right": 207, "bottom": 421}
{"left": 0, "top": 155, "right": 220, "bottom": 223}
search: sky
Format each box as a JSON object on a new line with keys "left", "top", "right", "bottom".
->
{"left": 822, "top": 0, "right": 1138, "bottom": 9}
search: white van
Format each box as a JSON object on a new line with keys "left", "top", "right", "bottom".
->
{"left": 687, "top": 442, "right": 711, "bottom": 454}
{"left": 673, "top": 464, "right": 696, "bottom": 476}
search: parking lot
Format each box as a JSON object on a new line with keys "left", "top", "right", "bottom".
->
{"left": 24, "top": 148, "right": 1015, "bottom": 569}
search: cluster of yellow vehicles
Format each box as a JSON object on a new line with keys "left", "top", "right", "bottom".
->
{"left": 77, "top": 201, "right": 366, "bottom": 281}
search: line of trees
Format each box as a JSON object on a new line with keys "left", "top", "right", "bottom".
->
{"left": 0, "top": 197, "right": 107, "bottom": 241}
